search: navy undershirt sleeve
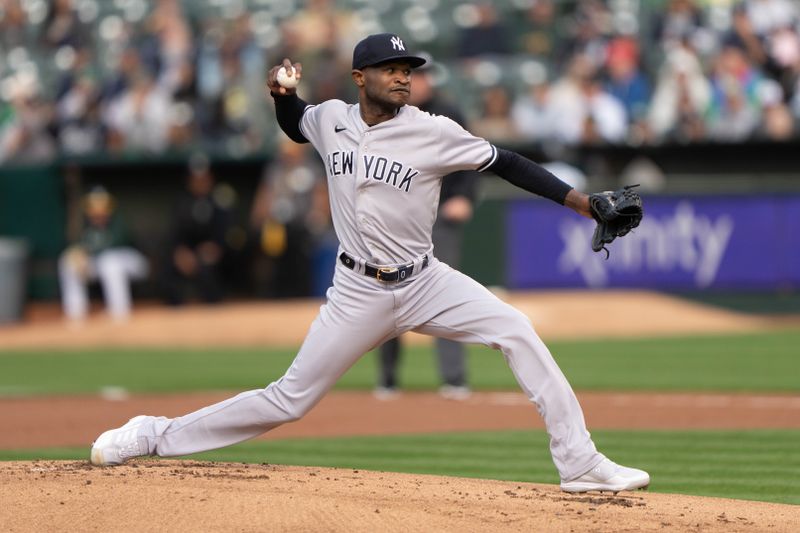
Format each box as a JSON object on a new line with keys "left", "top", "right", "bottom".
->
{"left": 486, "top": 148, "right": 573, "bottom": 205}
{"left": 271, "top": 92, "right": 309, "bottom": 144}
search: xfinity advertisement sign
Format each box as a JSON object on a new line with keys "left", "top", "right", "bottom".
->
{"left": 508, "top": 196, "right": 800, "bottom": 289}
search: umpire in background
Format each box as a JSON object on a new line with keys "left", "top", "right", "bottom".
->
{"left": 376, "top": 55, "right": 479, "bottom": 401}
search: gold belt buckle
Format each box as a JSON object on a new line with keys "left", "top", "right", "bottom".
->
{"left": 377, "top": 266, "right": 398, "bottom": 281}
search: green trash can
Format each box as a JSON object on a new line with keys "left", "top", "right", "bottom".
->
{"left": 0, "top": 237, "right": 28, "bottom": 324}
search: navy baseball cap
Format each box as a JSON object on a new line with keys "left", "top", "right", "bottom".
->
{"left": 352, "top": 33, "right": 427, "bottom": 70}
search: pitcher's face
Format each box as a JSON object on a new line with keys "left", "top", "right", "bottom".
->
{"left": 357, "top": 60, "right": 413, "bottom": 111}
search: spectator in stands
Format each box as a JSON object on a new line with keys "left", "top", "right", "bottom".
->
{"left": 0, "top": 0, "right": 31, "bottom": 50}
{"left": 54, "top": 45, "right": 95, "bottom": 103}
{"left": 742, "top": 0, "right": 798, "bottom": 39}
{"left": 164, "top": 59, "right": 198, "bottom": 150}
{"left": 511, "top": 79, "right": 558, "bottom": 142}
{"left": 196, "top": 15, "right": 265, "bottom": 154}
{"left": 58, "top": 185, "right": 149, "bottom": 322}
{"left": 162, "top": 156, "right": 233, "bottom": 306}
{"left": 0, "top": 75, "right": 57, "bottom": 164}
{"left": 724, "top": 4, "right": 768, "bottom": 69}
{"left": 706, "top": 44, "right": 764, "bottom": 142}
{"left": 224, "top": 14, "right": 266, "bottom": 96}
{"left": 130, "top": 0, "right": 194, "bottom": 92}
{"left": 756, "top": 79, "right": 795, "bottom": 140}
{"left": 104, "top": 69, "right": 173, "bottom": 153}
{"left": 725, "top": 4, "right": 800, "bottom": 106}
{"left": 100, "top": 46, "right": 144, "bottom": 103}
{"left": 706, "top": 79, "right": 760, "bottom": 142}
{"left": 278, "top": 0, "right": 361, "bottom": 103}
{"left": 280, "top": 0, "right": 358, "bottom": 66}
{"left": 142, "top": 0, "right": 192, "bottom": 87}
{"left": 603, "top": 36, "right": 651, "bottom": 138}
{"left": 647, "top": 41, "right": 711, "bottom": 143}
{"left": 763, "top": 24, "right": 800, "bottom": 103}
{"left": 518, "top": 0, "right": 562, "bottom": 60}
{"left": 469, "top": 85, "right": 520, "bottom": 143}
{"left": 456, "top": 2, "right": 512, "bottom": 60}
{"left": 249, "top": 137, "right": 327, "bottom": 299}
{"left": 39, "top": 0, "right": 90, "bottom": 50}
{"left": 547, "top": 53, "right": 627, "bottom": 145}
{"left": 560, "top": 0, "right": 612, "bottom": 71}
{"left": 541, "top": 54, "right": 590, "bottom": 145}
{"left": 56, "top": 73, "right": 106, "bottom": 155}
{"left": 578, "top": 78, "right": 628, "bottom": 144}
{"left": 215, "top": 52, "right": 259, "bottom": 152}
{"left": 195, "top": 17, "right": 227, "bottom": 129}
{"left": 651, "top": 0, "right": 705, "bottom": 50}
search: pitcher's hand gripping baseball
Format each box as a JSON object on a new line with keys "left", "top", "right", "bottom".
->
{"left": 589, "top": 184, "right": 643, "bottom": 258}
{"left": 267, "top": 59, "right": 303, "bottom": 95}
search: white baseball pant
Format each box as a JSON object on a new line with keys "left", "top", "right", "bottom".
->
{"left": 136, "top": 256, "right": 604, "bottom": 481}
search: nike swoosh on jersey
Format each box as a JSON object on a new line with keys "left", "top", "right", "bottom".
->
{"left": 335, "top": 125, "right": 347, "bottom": 133}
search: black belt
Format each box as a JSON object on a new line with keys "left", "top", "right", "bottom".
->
{"left": 339, "top": 252, "right": 428, "bottom": 282}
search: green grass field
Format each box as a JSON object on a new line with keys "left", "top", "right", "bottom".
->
{"left": 3, "top": 430, "right": 799, "bottom": 505}
{"left": 1, "top": 329, "right": 799, "bottom": 504}
{"left": 1, "top": 329, "right": 799, "bottom": 395}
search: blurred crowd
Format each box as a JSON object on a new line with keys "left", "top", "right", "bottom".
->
{"left": 459, "top": 0, "right": 800, "bottom": 147}
{"left": 2, "top": 0, "right": 800, "bottom": 166}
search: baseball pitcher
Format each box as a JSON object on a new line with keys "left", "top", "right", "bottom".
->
{"left": 91, "top": 34, "right": 647, "bottom": 494}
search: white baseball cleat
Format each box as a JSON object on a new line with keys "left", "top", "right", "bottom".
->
{"left": 560, "top": 458, "right": 650, "bottom": 493}
{"left": 90, "top": 415, "right": 149, "bottom": 466}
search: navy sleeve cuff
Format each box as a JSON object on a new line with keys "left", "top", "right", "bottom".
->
{"left": 486, "top": 148, "right": 573, "bottom": 205}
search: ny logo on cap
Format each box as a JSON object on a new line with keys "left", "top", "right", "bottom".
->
{"left": 390, "top": 36, "right": 405, "bottom": 51}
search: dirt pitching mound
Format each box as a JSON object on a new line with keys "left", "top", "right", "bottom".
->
{"left": 2, "top": 461, "right": 797, "bottom": 532}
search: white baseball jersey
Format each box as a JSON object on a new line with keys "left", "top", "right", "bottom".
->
{"left": 134, "top": 99, "right": 605, "bottom": 484}
{"left": 300, "top": 101, "right": 497, "bottom": 264}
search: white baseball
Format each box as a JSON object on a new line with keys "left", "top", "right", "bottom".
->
{"left": 276, "top": 67, "right": 299, "bottom": 89}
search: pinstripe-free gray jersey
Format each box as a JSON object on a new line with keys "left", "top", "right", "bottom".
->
{"left": 300, "top": 101, "right": 497, "bottom": 264}
{"left": 110, "top": 97, "right": 611, "bottom": 488}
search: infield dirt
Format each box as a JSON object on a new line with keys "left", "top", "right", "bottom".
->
{"left": 1, "top": 291, "right": 798, "bottom": 531}
{"left": 1, "top": 460, "right": 798, "bottom": 532}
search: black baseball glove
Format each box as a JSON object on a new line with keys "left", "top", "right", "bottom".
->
{"left": 589, "top": 184, "right": 643, "bottom": 259}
